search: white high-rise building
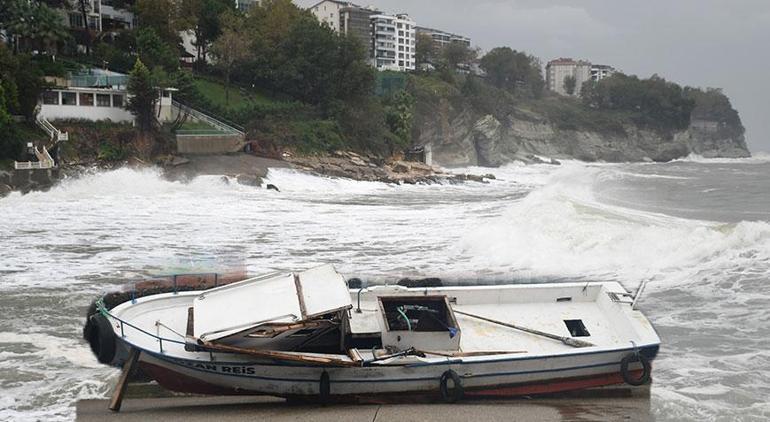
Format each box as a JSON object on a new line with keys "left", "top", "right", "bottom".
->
{"left": 309, "top": 0, "right": 359, "bottom": 33}
{"left": 371, "top": 13, "right": 415, "bottom": 72}
{"left": 546, "top": 58, "right": 592, "bottom": 96}
{"left": 591, "top": 64, "right": 616, "bottom": 82}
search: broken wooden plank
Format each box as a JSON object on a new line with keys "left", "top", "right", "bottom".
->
{"left": 108, "top": 347, "right": 141, "bottom": 412}
{"left": 200, "top": 341, "right": 361, "bottom": 367}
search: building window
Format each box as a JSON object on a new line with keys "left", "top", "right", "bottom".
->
{"left": 112, "top": 94, "right": 124, "bottom": 108}
{"left": 42, "top": 91, "right": 59, "bottom": 105}
{"left": 61, "top": 92, "right": 77, "bottom": 106}
{"left": 69, "top": 13, "right": 83, "bottom": 28}
{"left": 96, "top": 94, "right": 111, "bottom": 107}
{"left": 79, "top": 93, "right": 94, "bottom": 106}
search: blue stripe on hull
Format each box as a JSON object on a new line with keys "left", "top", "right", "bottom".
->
{"left": 141, "top": 345, "right": 657, "bottom": 385}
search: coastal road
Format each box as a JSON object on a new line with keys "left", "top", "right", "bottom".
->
{"left": 77, "top": 395, "right": 653, "bottom": 421}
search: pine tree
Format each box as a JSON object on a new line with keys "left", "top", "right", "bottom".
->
{"left": 126, "top": 59, "right": 157, "bottom": 133}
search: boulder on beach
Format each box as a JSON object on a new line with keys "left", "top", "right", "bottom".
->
{"left": 0, "top": 183, "right": 12, "bottom": 198}
{"left": 236, "top": 174, "right": 262, "bottom": 187}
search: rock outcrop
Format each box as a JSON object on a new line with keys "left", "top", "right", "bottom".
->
{"left": 286, "top": 151, "right": 494, "bottom": 184}
{"left": 0, "top": 168, "right": 60, "bottom": 195}
{"left": 416, "top": 100, "right": 750, "bottom": 167}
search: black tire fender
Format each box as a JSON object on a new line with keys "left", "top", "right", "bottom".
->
{"left": 620, "top": 353, "right": 651, "bottom": 386}
{"left": 319, "top": 371, "right": 330, "bottom": 401}
{"left": 439, "top": 370, "right": 463, "bottom": 403}
{"left": 88, "top": 314, "right": 117, "bottom": 364}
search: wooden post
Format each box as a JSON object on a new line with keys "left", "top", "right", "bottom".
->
{"left": 109, "top": 348, "right": 141, "bottom": 412}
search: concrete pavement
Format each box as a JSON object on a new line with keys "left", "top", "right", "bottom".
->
{"left": 77, "top": 395, "right": 653, "bottom": 421}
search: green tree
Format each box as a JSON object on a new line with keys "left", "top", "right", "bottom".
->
{"left": 564, "top": 75, "right": 576, "bottom": 96}
{"left": 136, "top": 27, "right": 179, "bottom": 72}
{"left": 210, "top": 11, "right": 253, "bottom": 102}
{"left": 0, "top": 46, "right": 45, "bottom": 120}
{"left": 384, "top": 90, "right": 415, "bottom": 150}
{"left": 441, "top": 42, "right": 476, "bottom": 70}
{"left": 273, "top": 14, "right": 336, "bottom": 105}
{"left": 126, "top": 59, "right": 157, "bottom": 134}
{"left": 415, "top": 32, "right": 435, "bottom": 66}
{"left": 0, "top": 83, "right": 22, "bottom": 160}
{"left": 248, "top": 0, "right": 304, "bottom": 45}
{"left": 135, "top": 0, "right": 181, "bottom": 44}
{"left": 480, "top": 47, "right": 544, "bottom": 98}
{"left": 188, "top": 0, "right": 232, "bottom": 63}
{"left": 581, "top": 73, "right": 695, "bottom": 131}
{"left": 0, "top": 0, "right": 69, "bottom": 54}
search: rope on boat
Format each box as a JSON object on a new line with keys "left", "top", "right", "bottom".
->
{"left": 396, "top": 306, "right": 412, "bottom": 331}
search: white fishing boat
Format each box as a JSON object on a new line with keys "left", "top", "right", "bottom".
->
{"left": 93, "top": 264, "right": 659, "bottom": 406}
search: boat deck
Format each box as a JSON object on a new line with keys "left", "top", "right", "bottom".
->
{"left": 109, "top": 281, "right": 657, "bottom": 362}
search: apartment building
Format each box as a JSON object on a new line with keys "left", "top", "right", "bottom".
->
{"left": 63, "top": 0, "right": 102, "bottom": 32}
{"left": 61, "top": 1, "right": 134, "bottom": 35}
{"left": 415, "top": 26, "right": 471, "bottom": 49}
{"left": 339, "top": 5, "right": 380, "bottom": 59}
{"left": 591, "top": 64, "right": 616, "bottom": 82}
{"left": 546, "top": 58, "right": 592, "bottom": 96}
{"left": 371, "top": 13, "right": 415, "bottom": 72}
{"left": 309, "top": 0, "right": 359, "bottom": 33}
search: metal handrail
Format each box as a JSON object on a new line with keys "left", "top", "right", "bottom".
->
{"left": 172, "top": 100, "right": 244, "bottom": 135}
{"left": 175, "top": 130, "right": 240, "bottom": 136}
{"left": 96, "top": 298, "right": 186, "bottom": 354}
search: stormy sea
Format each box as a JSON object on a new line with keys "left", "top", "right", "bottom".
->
{"left": 1, "top": 155, "right": 769, "bottom": 421}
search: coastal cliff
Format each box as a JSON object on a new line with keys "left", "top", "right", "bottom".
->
{"left": 412, "top": 77, "right": 749, "bottom": 166}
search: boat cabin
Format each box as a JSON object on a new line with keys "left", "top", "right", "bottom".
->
{"left": 186, "top": 265, "right": 462, "bottom": 355}
{"left": 189, "top": 265, "right": 352, "bottom": 351}
{"left": 378, "top": 296, "right": 460, "bottom": 352}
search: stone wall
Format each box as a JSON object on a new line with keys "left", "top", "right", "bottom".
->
{"left": 0, "top": 168, "right": 61, "bottom": 196}
{"left": 176, "top": 135, "right": 246, "bottom": 155}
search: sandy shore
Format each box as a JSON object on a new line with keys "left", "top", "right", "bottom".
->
{"left": 77, "top": 394, "right": 653, "bottom": 421}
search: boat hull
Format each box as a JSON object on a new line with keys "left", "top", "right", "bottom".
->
{"left": 134, "top": 343, "right": 657, "bottom": 400}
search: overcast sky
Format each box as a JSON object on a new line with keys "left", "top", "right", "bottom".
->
{"left": 297, "top": 0, "right": 770, "bottom": 153}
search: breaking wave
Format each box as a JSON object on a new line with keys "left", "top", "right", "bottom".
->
{"left": 2, "top": 160, "right": 769, "bottom": 420}
{"left": 459, "top": 165, "right": 770, "bottom": 287}
{"left": 674, "top": 152, "right": 770, "bottom": 164}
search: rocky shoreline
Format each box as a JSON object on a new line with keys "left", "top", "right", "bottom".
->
{"left": 286, "top": 151, "right": 497, "bottom": 185}
{"left": 0, "top": 151, "right": 501, "bottom": 198}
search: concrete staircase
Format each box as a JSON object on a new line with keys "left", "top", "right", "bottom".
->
{"left": 36, "top": 115, "right": 68, "bottom": 143}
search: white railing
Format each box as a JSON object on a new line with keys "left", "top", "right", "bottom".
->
{"left": 36, "top": 115, "right": 68, "bottom": 142}
{"left": 14, "top": 161, "right": 47, "bottom": 170}
{"left": 15, "top": 146, "right": 55, "bottom": 170}
{"left": 171, "top": 100, "right": 244, "bottom": 136}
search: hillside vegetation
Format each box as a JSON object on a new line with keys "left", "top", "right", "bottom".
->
{"left": 0, "top": 0, "right": 747, "bottom": 162}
